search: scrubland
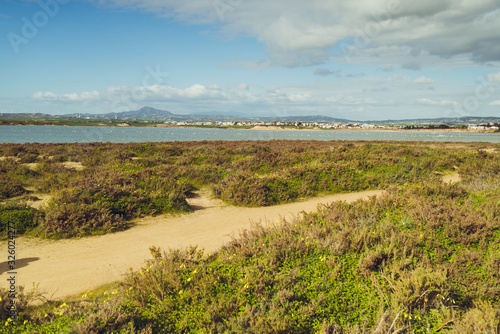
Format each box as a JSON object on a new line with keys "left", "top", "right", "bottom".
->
{"left": 1, "top": 141, "right": 499, "bottom": 333}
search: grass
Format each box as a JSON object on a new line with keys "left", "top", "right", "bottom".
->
{"left": 1, "top": 141, "right": 500, "bottom": 332}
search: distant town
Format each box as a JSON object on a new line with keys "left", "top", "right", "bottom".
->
{"left": 163, "top": 120, "right": 500, "bottom": 131}
{"left": 0, "top": 106, "right": 499, "bottom": 132}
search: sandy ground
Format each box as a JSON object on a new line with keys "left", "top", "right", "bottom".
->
{"left": 442, "top": 172, "right": 461, "bottom": 184}
{"left": 251, "top": 126, "right": 284, "bottom": 130}
{"left": 62, "top": 161, "right": 85, "bottom": 171}
{"left": 26, "top": 194, "right": 52, "bottom": 210}
{"left": 20, "top": 161, "right": 85, "bottom": 171}
{"left": 0, "top": 190, "right": 383, "bottom": 300}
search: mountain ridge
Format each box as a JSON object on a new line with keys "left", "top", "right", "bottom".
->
{"left": 1, "top": 107, "right": 499, "bottom": 124}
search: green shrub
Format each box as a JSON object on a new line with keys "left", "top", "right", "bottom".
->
{"left": 0, "top": 206, "right": 38, "bottom": 236}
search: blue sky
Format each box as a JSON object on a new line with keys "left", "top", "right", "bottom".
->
{"left": 1, "top": 0, "right": 499, "bottom": 120}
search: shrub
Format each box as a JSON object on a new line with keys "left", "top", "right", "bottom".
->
{"left": 0, "top": 179, "right": 26, "bottom": 200}
{"left": 40, "top": 200, "right": 126, "bottom": 238}
{"left": 16, "top": 152, "right": 39, "bottom": 164}
{"left": 0, "top": 205, "right": 38, "bottom": 236}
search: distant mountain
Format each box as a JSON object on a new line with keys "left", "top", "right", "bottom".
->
{"left": 63, "top": 107, "right": 254, "bottom": 122}
{"left": 0, "top": 112, "right": 57, "bottom": 120}
{"left": 1, "top": 106, "right": 499, "bottom": 124}
{"left": 64, "top": 107, "right": 174, "bottom": 121}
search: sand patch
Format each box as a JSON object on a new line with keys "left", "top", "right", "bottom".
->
{"left": 19, "top": 161, "right": 85, "bottom": 171}
{"left": 62, "top": 161, "right": 85, "bottom": 170}
{"left": 442, "top": 173, "right": 461, "bottom": 184}
{"left": 26, "top": 194, "right": 52, "bottom": 209}
{"left": 22, "top": 163, "right": 39, "bottom": 170}
{"left": 0, "top": 156, "right": 19, "bottom": 161}
{"left": 251, "top": 126, "right": 284, "bottom": 130}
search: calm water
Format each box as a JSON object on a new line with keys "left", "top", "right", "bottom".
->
{"left": 1, "top": 125, "right": 500, "bottom": 143}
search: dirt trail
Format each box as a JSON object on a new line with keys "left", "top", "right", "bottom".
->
{"left": 0, "top": 190, "right": 382, "bottom": 299}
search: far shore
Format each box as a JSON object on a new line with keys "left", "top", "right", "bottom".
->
{"left": 1, "top": 122, "right": 498, "bottom": 134}
{"left": 247, "top": 126, "right": 497, "bottom": 133}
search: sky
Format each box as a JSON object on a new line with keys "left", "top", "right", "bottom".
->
{"left": 1, "top": 0, "right": 499, "bottom": 121}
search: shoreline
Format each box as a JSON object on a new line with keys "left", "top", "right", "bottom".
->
{"left": 1, "top": 123, "right": 498, "bottom": 134}
{"left": 247, "top": 127, "right": 498, "bottom": 133}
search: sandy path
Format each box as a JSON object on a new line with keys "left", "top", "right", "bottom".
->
{"left": 0, "top": 190, "right": 383, "bottom": 299}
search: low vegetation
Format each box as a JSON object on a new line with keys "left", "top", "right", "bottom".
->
{"left": 1, "top": 141, "right": 500, "bottom": 332}
{"left": 0, "top": 140, "right": 489, "bottom": 238}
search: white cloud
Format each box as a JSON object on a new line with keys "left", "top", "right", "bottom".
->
{"left": 33, "top": 85, "right": 224, "bottom": 102}
{"left": 490, "top": 100, "right": 500, "bottom": 105}
{"left": 30, "top": 81, "right": 384, "bottom": 117}
{"left": 238, "top": 83, "right": 249, "bottom": 90}
{"left": 413, "top": 76, "right": 434, "bottom": 84}
{"left": 100, "top": 0, "right": 500, "bottom": 66}
{"left": 488, "top": 71, "right": 500, "bottom": 82}
{"left": 32, "top": 90, "right": 100, "bottom": 101}
{"left": 417, "top": 98, "right": 459, "bottom": 106}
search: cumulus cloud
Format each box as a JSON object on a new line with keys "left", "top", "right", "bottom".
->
{"left": 32, "top": 91, "right": 100, "bottom": 101}
{"left": 489, "top": 71, "right": 500, "bottom": 82}
{"left": 413, "top": 76, "right": 434, "bottom": 84}
{"left": 238, "top": 83, "right": 249, "bottom": 90}
{"left": 98, "top": 0, "right": 500, "bottom": 66}
{"left": 33, "top": 85, "right": 231, "bottom": 103}
{"left": 417, "top": 98, "right": 459, "bottom": 106}
{"left": 30, "top": 82, "right": 384, "bottom": 118}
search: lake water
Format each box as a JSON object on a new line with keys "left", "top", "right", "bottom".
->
{"left": 1, "top": 125, "right": 500, "bottom": 143}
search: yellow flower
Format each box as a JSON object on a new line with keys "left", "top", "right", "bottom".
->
{"left": 59, "top": 302, "right": 67, "bottom": 308}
